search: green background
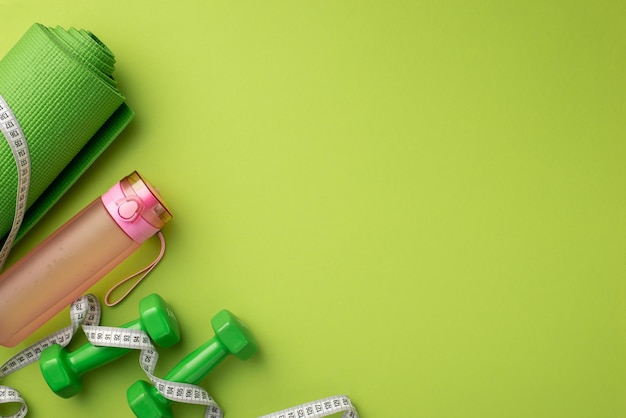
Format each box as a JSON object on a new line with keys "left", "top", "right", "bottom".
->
{"left": 0, "top": 1, "right": 624, "bottom": 417}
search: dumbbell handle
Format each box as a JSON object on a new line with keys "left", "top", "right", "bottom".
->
{"left": 66, "top": 318, "right": 141, "bottom": 374}
{"left": 164, "top": 337, "right": 226, "bottom": 384}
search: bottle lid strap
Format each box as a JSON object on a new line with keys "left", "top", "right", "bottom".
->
{"left": 105, "top": 231, "right": 166, "bottom": 306}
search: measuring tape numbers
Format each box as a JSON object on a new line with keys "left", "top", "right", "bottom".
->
{"left": 0, "top": 294, "right": 101, "bottom": 418}
{"left": 0, "top": 94, "right": 30, "bottom": 272}
{"left": 83, "top": 323, "right": 223, "bottom": 418}
{"left": 0, "top": 295, "right": 359, "bottom": 418}
{"left": 84, "top": 327, "right": 360, "bottom": 418}
{"left": 0, "top": 386, "right": 26, "bottom": 418}
{"left": 258, "top": 395, "right": 358, "bottom": 418}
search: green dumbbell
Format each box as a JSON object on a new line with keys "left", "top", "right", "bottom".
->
{"left": 39, "top": 293, "right": 180, "bottom": 398}
{"left": 127, "top": 309, "right": 258, "bottom": 418}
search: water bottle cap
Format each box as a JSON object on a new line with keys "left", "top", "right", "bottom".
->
{"left": 101, "top": 171, "right": 172, "bottom": 243}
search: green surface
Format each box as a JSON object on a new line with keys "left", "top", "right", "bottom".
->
{"left": 0, "top": 1, "right": 624, "bottom": 417}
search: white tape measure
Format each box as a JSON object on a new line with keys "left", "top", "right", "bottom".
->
{"left": 258, "top": 395, "right": 358, "bottom": 418}
{"left": 0, "top": 387, "right": 26, "bottom": 418}
{"left": 0, "top": 294, "right": 359, "bottom": 417}
{"left": 0, "top": 294, "right": 101, "bottom": 418}
{"left": 148, "top": 375, "right": 222, "bottom": 418}
{"left": 0, "top": 94, "right": 30, "bottom": 272}
{"left": 83, "top": 324, "right": 223, "bottom": 418}
{"left": 83, "top": 326, "right": 359, "bottom": 418}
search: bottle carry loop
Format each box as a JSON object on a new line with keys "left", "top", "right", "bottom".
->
{"left": 105, "top": 231, "right": 167, "bottom": 307}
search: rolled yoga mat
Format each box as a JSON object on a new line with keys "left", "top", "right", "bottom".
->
{"left": 0, "top": 23, "right": 134, "bottom": 244}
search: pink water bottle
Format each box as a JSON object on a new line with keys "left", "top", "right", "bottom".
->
{"left": 0, "top": 171, "right": 172, "bottom": 347}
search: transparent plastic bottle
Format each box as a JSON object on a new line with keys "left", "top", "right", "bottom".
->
{"left": 0, "top": 171, "right": 172, "bottom": 347}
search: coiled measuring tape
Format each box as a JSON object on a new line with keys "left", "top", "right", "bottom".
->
{"left": 83, "top": 325, "right": 359, "bottom": 418}
{"left": 0, "top": 94, "right": 30, "bottom": 272}
{"left": 83, "top": 334, "right": 359, "bottom": 418}
{"left": 81, "top": 321, "right": 358, "bottom": 417}
{"left": 0, "top": 294, "right": 359, "bottom": 418}
{"left": 82, "top": 322, "right": 223, "bottom": 417}
{"left": 0, "top": 294, "right": 101, "bottom": 417}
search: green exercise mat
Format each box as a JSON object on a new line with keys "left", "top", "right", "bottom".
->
{"left": 0, "top": 23, "right": 134, "bottom": 242}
